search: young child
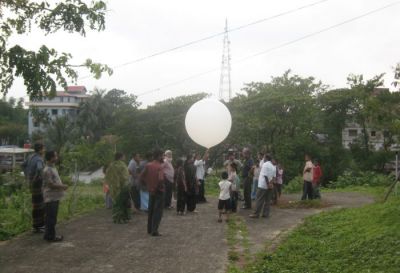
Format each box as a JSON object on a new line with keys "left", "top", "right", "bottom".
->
{"left": 228, "top": 162, "right": 240, "bottom": 213}
{"left": 102, "top": 165, "right": 112, "bottom": 209}
{"left": 218, "top": 171, "right": 232, "bottom": 222}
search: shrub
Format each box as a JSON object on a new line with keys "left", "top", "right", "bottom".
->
{"left": 328, "top": 171, "right": 393, "bottom": 189}
{"left": 283, "top": 176, "right": 303, "bottom": 194}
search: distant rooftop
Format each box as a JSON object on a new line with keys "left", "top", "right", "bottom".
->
{"left": 67, "top": 86, "right": 87, "bottom": 93}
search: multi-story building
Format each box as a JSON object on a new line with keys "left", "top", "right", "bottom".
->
{"left": 342, "top": 122, "right": 386, "bottom": 150}
{"left": 27, "top": 86, "right": 89, "bottom": 135}
{"left": 341, "top": 88, "right": 394, "bottom": 151}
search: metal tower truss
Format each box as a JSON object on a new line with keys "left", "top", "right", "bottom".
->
{"left": 219, "top": 19, "right": 232, "bottom": 102}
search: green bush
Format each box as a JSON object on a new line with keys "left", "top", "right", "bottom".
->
{"left": 283, "top": 176, "right": 303, "bottom": 194}
{"left": 0, "top": 183, "right": 103, "bottom": 241}
{"left": 328, "top": 171, "right": 393, "bottom": 189}
{"left": 242, "top": 196, "right": 400, "bottom": 273}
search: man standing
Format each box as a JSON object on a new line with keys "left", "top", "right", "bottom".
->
{"left": 42, "top": 151, "right": 68, "bottom": 242}
{"left": 302, "top": 154, "right": 314, "bottom": 200}
{"left": 312, "top": 159, "right": 322, "bottom": 199}
{"left": 128, "top": 153, "right": 141, "bottom": 210}
{"left": 140, "top": 149, "right": 165, "bottom": 236}
{"left": 194, "top": 149, "right": 209, "bottom": 203}
{"left": 250, "top": 154, "right": 276, "bottom": 219}
{"left": 23, "top": 143, "right": 45, "bottom": 233}
{"left": 163, "top": 150, "right": 174, "bottom": 209}
{"left": 241, "top": 148, "right": 254, "bottom": 209}
{"left": 224, "top": 150, "right": 242, "bottom": 177}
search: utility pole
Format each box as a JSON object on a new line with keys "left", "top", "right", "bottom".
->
{"left": 218, "top": 18, "right": 232, "bottom": 102}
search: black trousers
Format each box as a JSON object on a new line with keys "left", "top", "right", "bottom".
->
{"left": 176, "top": 188, "right": 186, "bottom": 213}
{"left": 31, "top": 178, "right": 45, "bottom": 229}
{"left": 132, "top": 184, "right": 141, "bottom": 210}
{"left": 44, "top": 201, "right": 59, "bottom": 240}
{"left": 164, "top": 180, "right": 173, "bottom": 208}
{"left": 243, "top": 177, "right": 252, "bottom": 209}
{"left": 147, "top": 191, "right": 165, "bottom": 234}
{"left": 301, "top": 181, "right": 314, "bottom": 200}
{"left": 186, "top": 192, "right": 197, "bottom": 212}
{"left": 197, "top": 179, "right": 207, "bottom": 202}
{"left": 230, "top": 191, "right": 238, "bottom": 212}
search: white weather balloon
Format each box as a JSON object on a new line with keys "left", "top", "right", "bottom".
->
{"left": 185, "top": 98, "right": 232, "bottom": 148}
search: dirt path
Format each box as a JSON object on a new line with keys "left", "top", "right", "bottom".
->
{"left": 0, "top": 192, "right": 374, "bottom": 273}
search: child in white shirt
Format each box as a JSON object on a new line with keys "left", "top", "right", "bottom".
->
{"left": 218, "top": 171, "right": 232, "bottom": 223}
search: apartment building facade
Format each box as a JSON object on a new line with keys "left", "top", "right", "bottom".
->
{"left": 27, "top": 86, "right": 89, "bottom": 135}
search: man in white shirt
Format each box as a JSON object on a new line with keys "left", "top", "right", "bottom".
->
{"left": 301, "top": 154, "right": 314, "bottom": 200}
{"left": 250, "top": 154, "right": 276, "bottom": 219}
{"left": 194, "top": 149, "right": 209, "bottom": 203}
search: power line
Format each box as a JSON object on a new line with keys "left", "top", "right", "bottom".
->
{"left": 79, "top": 0, "right": 330, "bottom": 80}
{"left": 137, "top": 1, "right": 400, "bottom": 98}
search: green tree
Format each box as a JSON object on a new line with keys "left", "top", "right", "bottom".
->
{"left": 0, "top": 0, "right": 112, "bottom": 99}
{"left": 0, "top": 97, "right": 28, "bottom": 145}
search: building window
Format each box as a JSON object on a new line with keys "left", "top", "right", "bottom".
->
{"left": 33, "top": 120, "right": 39, "bottom": 127}
{"left": 370, "top": 131, "right": 376, "bottom": 137}
{"left": 348, "top": 129, "right": 358, "bottom": 137}
{"left": 67, "top": 97, "right": 70, "bottom": 102}
{"left": 51, "top": 109, "right": 58, "bottom": 116}
{"left": 60, "top": 97, "right": 64, "bottom": 102}
{"left": 62, "top": 109, "right": 66, "bottom": 115}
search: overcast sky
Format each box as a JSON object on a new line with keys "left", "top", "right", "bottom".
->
{"left": 7, "top": 0, "right": 400, "bottom": 107}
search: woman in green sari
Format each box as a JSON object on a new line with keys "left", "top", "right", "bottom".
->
{"left": 105, "top": 152, "right": 130, "bottom": 223}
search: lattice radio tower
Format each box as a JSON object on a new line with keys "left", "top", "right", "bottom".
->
{"left": 218, "top": 19, "right": 232, "bottom": 102}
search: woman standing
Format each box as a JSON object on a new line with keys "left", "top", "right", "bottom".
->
{"left": 184, "top": 154, "right": 198, "bottom": 212}
{"left": 175, "top": 159, "right": 187, "bottom": 215}
{"left": 105, "top": 152, "right": 130, "bottom": 223}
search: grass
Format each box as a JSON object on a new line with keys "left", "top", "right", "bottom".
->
{"left": 205, "top": 174, "right": 220, "bottom": 197}
{"left": 0, "top": 183, "right": 104, "bottom": 241}
{"left": 227, "top": 214, "right": 252, "bottom": 272}
{"left": 239, "top": 195, "right": 400, "bottom": 273}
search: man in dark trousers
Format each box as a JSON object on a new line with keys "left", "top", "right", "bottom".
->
{"left": 241, "top": 148, "right": 254, "bottom": 209}
{"left": 23, "top": 143, "right": 45, "bottom": 233}
{"left": 140, "top": 149, "right": 165, "bottom": 236}
{"left": 42, "top": 151, "right": 68, "bottom": 242}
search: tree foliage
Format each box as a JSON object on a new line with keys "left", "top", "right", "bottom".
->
{"left": 0, "top": 0, "right": 112, "bottom": 99}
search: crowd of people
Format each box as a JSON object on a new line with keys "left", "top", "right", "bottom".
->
{"left": 22, "top": 143, "right": 323, "bottom": 241}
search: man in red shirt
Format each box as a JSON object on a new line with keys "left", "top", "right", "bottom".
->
{"left": 312, "top": 159, "right": 322, "bottom": 199}
{"left": 140, "top": 149, "right": 165, "bottom": 236}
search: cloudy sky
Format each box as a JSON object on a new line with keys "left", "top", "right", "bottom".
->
{"left": 7, "top": 0, "right": 400, "bottom": 106}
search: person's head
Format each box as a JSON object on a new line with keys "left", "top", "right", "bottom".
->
{"left": 264, "top": 153, "right": 272, "bottom": 162}
{"left": 175, "top": 158, "right": 184, "bottom": 168}
{"left": 305, "top": 154, "right": 311, "bottom": 161}
{"left": 242, "top": 147, "right": 251, "bottom": 159}
{"left": 185, "top": 153, "right": 194, "bottom": 164}
{"left": 153, "top": 148, "right": 164, "bottom": 162}
{"left": 195, "top": 153, "right": 201, "bottom": 160}
{"left": 152, "top": 149, "right": 164, "bottom": 162}
{"left": 228, "top": 151, "right": 235, "bottom": 161}
{"left": 34, "top": 143, "right": 44, "bottom": 155}
{"left": 272, "top": 158, "right": 277, "bottom": 165}
{"left": 314, "top": 159, "right": 320, "bottom": 166}
{"left": 45, "top": 150, "right": 58, "bottom": 164}
{"left": 257, "top": 152, "right": 264, "bottom": 160}
{"left": 164, "top": 150, "right": 173, "bottom": 162}
{"left": 115, "top": 152, "right": 124, "bottom": 161}
{"left": 230, "top": 162, "right": 238, "bottom": 173}
{"left": 144, "top": 152, "right": 152, "bottom": 161}
{"left": 221, "top": 171, "right": 228, "bottom": 180}
{"left": 132, "top": 152, "right": 140, "bottom": 162}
